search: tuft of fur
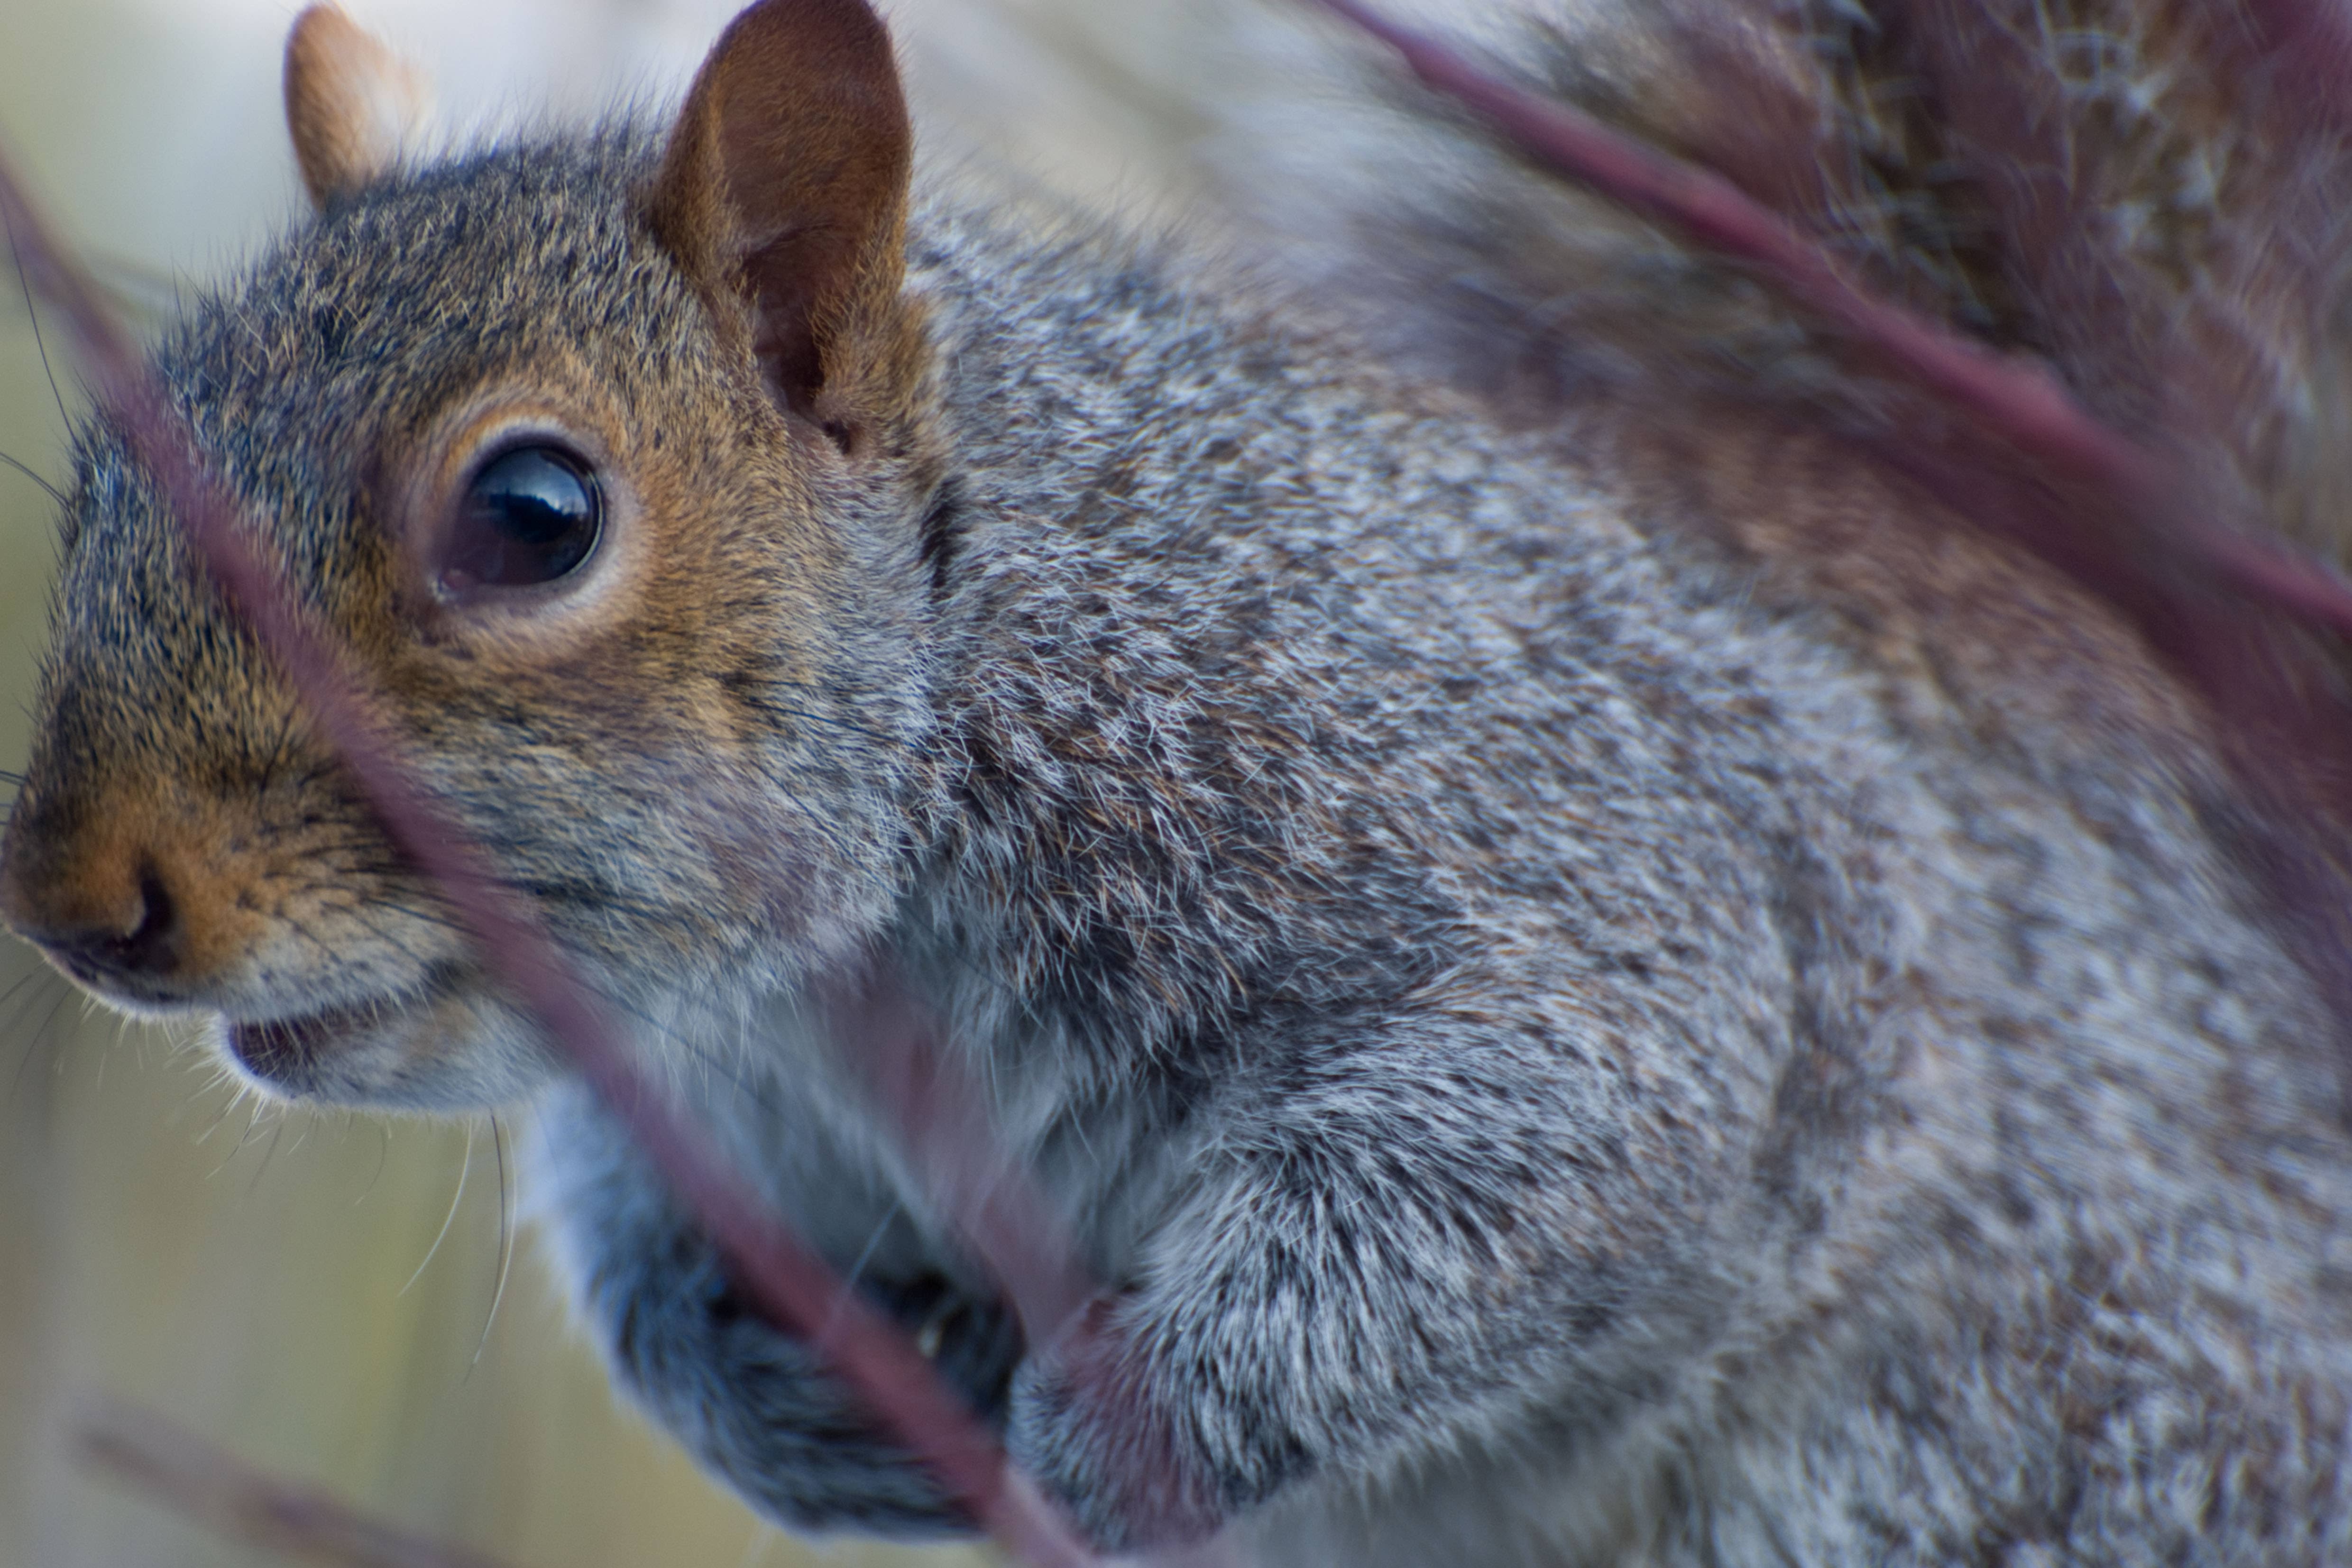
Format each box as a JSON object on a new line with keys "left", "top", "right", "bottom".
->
{"left": 6, "top": 3, "right": 2352, "bottom": 1564}
{"left": 1222, "top": 0, "right": 2352, "bottom": 565}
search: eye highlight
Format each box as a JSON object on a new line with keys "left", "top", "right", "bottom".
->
{"left": 441, "top": 443, "right": 603, "bottom": 592}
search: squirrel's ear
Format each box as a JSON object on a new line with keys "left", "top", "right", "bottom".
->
{"left": 646, "top": 0, "right": 916, "bottom": 447}
{"left": 284, "top": 5, "right": 430, "bottom": 209}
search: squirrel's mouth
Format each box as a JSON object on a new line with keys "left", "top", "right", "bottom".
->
{"left": 226, "top": 1001, "right": 389, "bottom": 1078}
{"left": 217, "top": 963, "right": 475, "bottom": 1100}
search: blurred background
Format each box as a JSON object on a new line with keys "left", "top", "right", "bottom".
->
{"left": 0, "top": 1, "right": 1311, "bottom": 1563}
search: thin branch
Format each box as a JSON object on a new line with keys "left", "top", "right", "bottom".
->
{"left": 77, "top": 1397, "right": 518, "bottom": 1568}
{"left": 0, "top": 141, "right": 1100, "bottom": 1568}
{"left": 833, "top": 968, "right": 1096, "bottom": 1346}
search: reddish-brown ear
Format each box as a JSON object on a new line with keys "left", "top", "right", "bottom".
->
{"left": 284, "top": 4, "right": 430, "bottom": 209}
{"left": 647, "top": 0, "right": 917, "bottom": 448}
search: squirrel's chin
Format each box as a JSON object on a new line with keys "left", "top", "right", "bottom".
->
{"left": 211, "top": 987, "right": 562, "bottom": 1112}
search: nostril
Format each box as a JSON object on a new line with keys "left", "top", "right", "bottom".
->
{"left": 0, "top": 818, "right": 202, "bottom": 995}
{"left": 100, "top": 869, "right": 179, "bottom": 976}
{"left": 35, "top": 866, "right": 184, "bottom": 985}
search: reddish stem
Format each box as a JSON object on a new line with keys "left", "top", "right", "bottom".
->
{"left": 78, "top": 1398, "right": 522, "bottom": 1568}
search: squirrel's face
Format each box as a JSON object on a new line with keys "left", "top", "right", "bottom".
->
{"left": 0, "top": 0, "right": 934, "bottom": 1110}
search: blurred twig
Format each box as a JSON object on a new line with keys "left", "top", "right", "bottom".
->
{"left": 77, "top": 1397, "right": 517, "bottom": 1568}
{"left": 837, "top": 968, "right": 1096, "bottom": 1345}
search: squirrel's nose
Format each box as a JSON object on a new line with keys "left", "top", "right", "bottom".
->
{"left": 49, "top": 867, "right": 181, "bottom": 980}
{"left": 0, "top": 798, "right": 196, "bottom": 993}
{"left": 5, "top": 859, "right": 184, "bottom": 986}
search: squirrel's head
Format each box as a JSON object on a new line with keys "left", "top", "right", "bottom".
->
{"left": 0, "top": 0, "right": 941, "bottom": 1109}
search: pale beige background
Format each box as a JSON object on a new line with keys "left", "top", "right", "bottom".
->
{"left": 0, "top": 2, "right": 1285, "bottom": 1564}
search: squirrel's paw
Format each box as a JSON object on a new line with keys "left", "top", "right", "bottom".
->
{"left": 602, "top": 1239, "right": 1023, "bottom": 1538}
{"left": 541, "top": 1096, "right": 1028, "bottom": 1537}
{"left": 1008, "top": 1292, "right": 1296, "bottom": 1552}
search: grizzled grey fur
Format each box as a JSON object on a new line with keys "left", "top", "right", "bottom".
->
{"left": 528, "top": 183, "right": 2352, "bottom": 1561}
{"left": 8, "top": 1, "right": 2352, "bottom": 1563}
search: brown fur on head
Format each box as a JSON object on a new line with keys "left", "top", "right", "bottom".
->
{"left": 0, "top": 0, "right": 941, "bottom": 1110}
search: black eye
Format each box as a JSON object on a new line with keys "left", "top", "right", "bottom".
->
{"left": 442, "top": 444, "right": 602, "bottom": 591}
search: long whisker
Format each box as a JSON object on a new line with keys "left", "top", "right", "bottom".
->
{"left": 4, "top": 210, "right": 70, "bottom": 425}
{"left": 336, "top": 893, "right": 797, "bottom": 1123}
{"left": 245, "top": 1113, "right": 289, "bottom": 1194}
{"left": 361, "top": 1119, "right": 391, "bottom": 1205}
{"left": 827, "top": 1210, "right": 905, "bottom": 1343}
{"left": 221, "top": 1095, "right": 264, "bottom": 1164}
{"left": 469, "top": 1114, "right": 517, "bottom": 1375}
{"left": 402, "top": 1119, "right": 473, "bottom": 1298}
{"left": 0, "top": 449, "right": 65, "bottom": 505}
{"left": 4, "top": 964, "right": 73, "bottom": 1104}
{"left": 192, "top": 1078, "right": 251, "bottom": 1151}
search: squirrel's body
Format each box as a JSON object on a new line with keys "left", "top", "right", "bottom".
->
{"left": 6, "top": 1, "right": 2352, "bottom": 1562}
{"left": 537, "top": 185, "right": 2352, "bottom": 1563}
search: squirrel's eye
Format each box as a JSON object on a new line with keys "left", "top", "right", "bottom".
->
{"left": 443, "top": 444, "right": 603, "bottom": 591}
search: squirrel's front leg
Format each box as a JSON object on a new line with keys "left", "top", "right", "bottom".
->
{"left": 1007, "top": 1047, "right": 1647, "bottom": 1552}
{"left": 532, "top": 1088, "right": 1022, "bottom": 1539}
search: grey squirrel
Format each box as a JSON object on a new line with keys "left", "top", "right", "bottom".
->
{"left": 4, "top": 0, "right": 2352, "bottom": 1562}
